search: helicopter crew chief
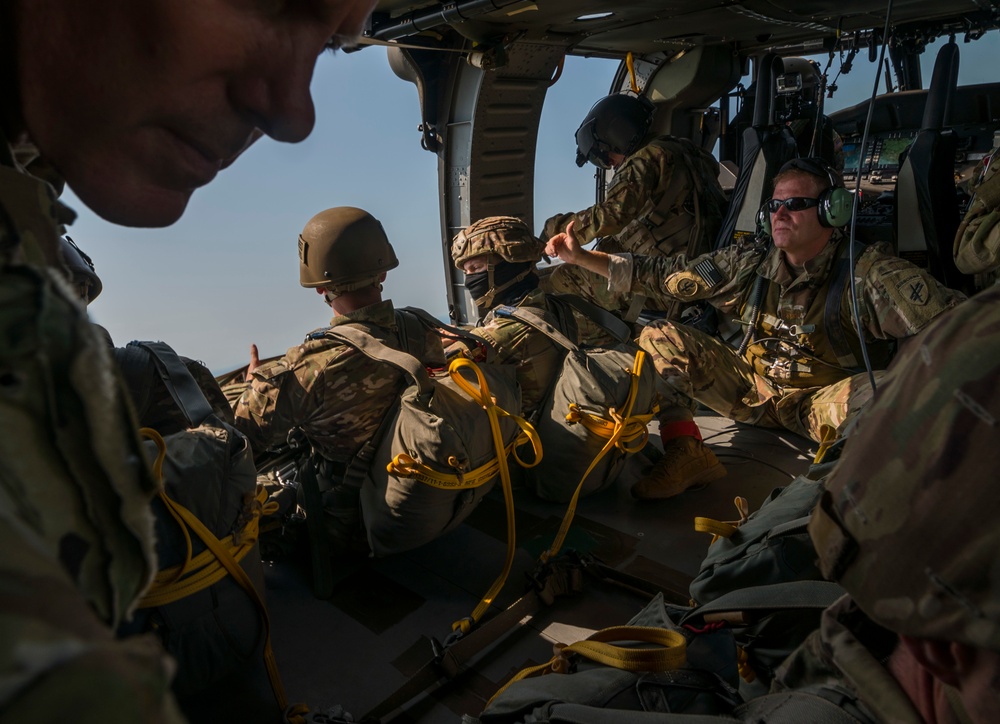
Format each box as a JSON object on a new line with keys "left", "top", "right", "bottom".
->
{"left": 539, "top": 93, "right": 728, "bottom": 321}
{"left": 546, "top": 157, "right": 964, "bottom": 499}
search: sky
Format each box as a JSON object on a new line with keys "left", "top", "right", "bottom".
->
{"left": 68, "top": 31, "right": 999, "bottom": 373}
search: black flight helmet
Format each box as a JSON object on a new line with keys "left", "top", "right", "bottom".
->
{"left": 574, "top": 94, "right": 656, "bottom": 169}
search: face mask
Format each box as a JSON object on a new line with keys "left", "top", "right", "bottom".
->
{"left": 464, "top": 262, "right": 536, "bottom": 312}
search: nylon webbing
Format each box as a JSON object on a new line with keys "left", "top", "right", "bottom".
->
{"left": 487, "top": 625, "right": 687, "bottom": 706}
{"left": 447, "top": 357, "right": 542, "bottom": 632}
{"left": 541, "top": 350, "right": 649, "bottom": 563}
{"left": 139, "top": 428, "right": 289, "bottom": 711}
{"left": 134, "top": 340, "right": 214, "bottom": 427}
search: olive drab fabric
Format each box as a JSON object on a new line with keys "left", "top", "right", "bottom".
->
{"left": 809, "top": 285, "right": 1000, "bottom": 652}
{"left": 450, "top": 289, "right": 569, "bottom": 417}
{"left": 770, "top": 596, "right": 919, "bottom": 724}
{"left": 540, "top": 136, "right": 727, "bottom": 318}
{"left": 116, "top": 341, "right": 279, "bottom": 724}
{"left": 607, "top": 231, "right": 964, "bottom": 441}
{"left": 954, "top": 150, "right": 1000, "bottom": 286}
{"left": 0, "top": 137, "right": 184, "bottom": 719}
{"left": 689, "top": 477, "right": 826, "bottom": 606}
{"left": 298, "top": 206, "right": 399, "bottom": 292}
{"left": 233, "top": 300, "right": 445, "bottom": 464}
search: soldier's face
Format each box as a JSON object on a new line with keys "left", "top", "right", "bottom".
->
{"left": 15, "top": 0, "right": 376, "bottom": 228}
{"left": 770, "top": 174, "right": 833, "bottom": 263}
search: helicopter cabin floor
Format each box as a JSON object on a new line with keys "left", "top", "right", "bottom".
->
{"left": 264, "top": 411, "right": 816, "bottom": 722}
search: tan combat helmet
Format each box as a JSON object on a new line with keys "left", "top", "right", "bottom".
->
{"left": 298, "top": 207, "right": 399, "bottom": 293}
{"left": 59, "top": 236, "right": 102, "bottom": 303}
{"left": 808, "top": 304, "right": 1000, "bottom": 651}
{"left": 451, "top": 216, "right": 546, "bottom": 310}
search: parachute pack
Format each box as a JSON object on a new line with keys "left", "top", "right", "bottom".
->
{"left": 122, "top": 341, "right": 286, "bottom": 724}
{"left": 495, "top": 294, "right": 662, "bottom": 503}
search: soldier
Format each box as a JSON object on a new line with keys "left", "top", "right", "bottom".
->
{"left": 232, "top": 207, "right": 445, "bottom": 543}
{"left": 1, "top": 1, "right": 376, "bottom": 720}
{"left": 448, "top": 216, "right": 616, "bottom": 418}
{"left": 539, "top": 93, "right": 728, "bottom": 320}
{"left": 546, "top": 157, "right": 964, "bottom": 499}
{"left": 773, "top": 286, "right": 1000, "bottom": 724}
{"left": 954, "top": 148, "right": 1000, "bottom": 287}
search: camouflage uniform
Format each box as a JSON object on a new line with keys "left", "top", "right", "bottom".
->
{"left": 954, "top": 149, "right": 1000, "bottom": 287}
{"left": 607, "top": 231, "right": 964, "bottom": 441}
{"left": 449, "top": 288, "right": 615, "bottom": 417}
{"left": 773, "top": 284, "right": 1000, "bottom": 723}
{"left": 770, "top": 596, "right": 923, "bottom": 723}
{"left": 541, "top": 136, "right": 727, "bottom": 318}
{"left": 0, "top": 139, "right": 184, "bottom": 718}
{"left": 233, "top": 300, "right": 445, "bottom": 463}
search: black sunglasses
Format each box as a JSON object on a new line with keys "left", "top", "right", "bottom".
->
{"left": 766, "top": 197, "right": 820, "bottom": 213}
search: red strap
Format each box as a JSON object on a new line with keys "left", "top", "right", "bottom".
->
{"left": 659, "top": 420, "right": 702, "bottom": 443}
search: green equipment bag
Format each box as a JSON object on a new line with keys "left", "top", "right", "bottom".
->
{"left": 321, "top": 321, "right": 538, "bottom": 557}
{"left": 688, "top": 475, "right": 827, "bottom": 607}
{"left": 496, "top": 295, "right": 662, "bottom": 502}
{"left": 469, "top": 582, "right": 848, "bottom": 724}
{"left": 119, "top": 341, "right": 287, "bottom": 724}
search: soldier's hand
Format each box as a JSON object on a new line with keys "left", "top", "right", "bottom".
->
{"left": 546, "top": 221, "right": 583, "bottom": 264}
{"left": 246, "top": 344, "right": 261, "bottom": 382}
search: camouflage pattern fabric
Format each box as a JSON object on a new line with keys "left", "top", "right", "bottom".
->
{"left": 638, "top": 320, "right": 881, "bottom": 441}
{"left": 624, "top": 232, "right": 963, "bottom": 440}
{"left": 809, "top": 285, "right": 1000, "bottom": 652}
{"left": 447, "top": 289, "right": 574, "bottom": 417}
{"left": 233, "top": 300, "right": 445, "bottom": 463}
{"left": 541, "top": 135, "right": 725, "bottom": 250}
{"left": 541, "top": 136, "right": 726, "bottom": 319}
{"left": 771, "top": 596, "right": 922, "bottom": 724}
{"left": 954, "top": 149, "right": 1000, "bottom": 286}
{"left": 0, "top": 142, "right": 184, "bottom": 720}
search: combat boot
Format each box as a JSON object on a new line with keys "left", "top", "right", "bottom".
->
{"left": 631, "top": 436, "right": 726, "bottom": 500}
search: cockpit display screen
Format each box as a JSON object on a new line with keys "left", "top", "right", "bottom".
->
{"left": 842, "top": 143, "right": 863, "bottom": 174}
{"left": 877, "top": 137, "right": 913, "bottom": 167}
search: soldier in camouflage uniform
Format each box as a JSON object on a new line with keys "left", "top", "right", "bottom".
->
{"left": 771, "top": 285, "right": 1000, "bottom": 724}
{"left": 539, "top": 94, "right": 728, "bottom": 320}
{"left": 1, "top": 1, "right": 375, "bottom": 720}
{"left": 954, "top": 148, "right": 1000, "bottom": 288}
{"left": 448, "top": 216, "right": 616, "bottom": 418}
{"left": 546, "top": 157, "right": 963, "bottom": 499}
{"left": 233, "top": 207, "right": 445, "bottom": 462}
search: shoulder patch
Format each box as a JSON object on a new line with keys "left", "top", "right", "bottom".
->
{"left": 665, "top": 270, "right": 706, "bottom": 300}
{"left": 892, "top": 273, "right": 931, "bottom": 306}
{"left": 693, "top": 258, "right": 725, "bottom": 287}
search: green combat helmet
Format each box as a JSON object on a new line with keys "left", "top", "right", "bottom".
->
{"left": 59, "top": 236, "right": 102, "bottom": 303}
{"left": 808, "top": 301, "right": 1000, "bottom": 652}
{"left": 299, "top": 207, "right": 399, "bottom": 294}
{"left": 451, "top": 216, "right": 546, "bottom": 310}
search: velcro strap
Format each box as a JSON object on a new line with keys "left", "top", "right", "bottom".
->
{"left": 659, "top": 420, "right": 702, "bottom": 442}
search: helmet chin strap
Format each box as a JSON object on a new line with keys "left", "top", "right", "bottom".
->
{"left": 473, "top": 266, "right": 534, "bottom": 313}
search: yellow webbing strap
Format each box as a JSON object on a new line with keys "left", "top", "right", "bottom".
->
{"left": 694, "top": 496, "right": 750, "bottom": 545}
{"left": 813, "top": 424, "right": 839, "bottom": 464}
{"left": 447, "top": 358, "right": 542, "bottom": 634}
{"left": 541, "top": 350, "right": 648, "bottom": 563}
{"left": 488, "top": 625, "right": 687, "bottom": 705}
{"left": 736, "top": 645, "right": 757, "bottom": 683}
{"left": 626, "top": 52, "right": 640, "bottom": 94}
{"left": 137, "top": 428, "right": 289, "bottom": 710}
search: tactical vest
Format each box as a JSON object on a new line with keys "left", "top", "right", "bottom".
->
{"left": 615, "top": 136, "right": 727, "bottom": 260}
{"left": 741, "top": 241, "right": 893, "bottom": 388}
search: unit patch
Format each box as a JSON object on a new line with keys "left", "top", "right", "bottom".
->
{"left": 897, "top": 274, "right": 929, "bottom": 305}
{"left": 665, "top": 271, "right": 705, "bottom": 300}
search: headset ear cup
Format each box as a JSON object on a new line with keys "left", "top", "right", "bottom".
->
{"left": 757, "top": 203, "right": 771, "bottom": 237}
{"left": 819, "top": 187, "right": 853, "bottom": 227}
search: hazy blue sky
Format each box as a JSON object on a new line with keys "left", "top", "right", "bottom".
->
{"left": 68, "top": 31, "right": 998, "bottom": 372}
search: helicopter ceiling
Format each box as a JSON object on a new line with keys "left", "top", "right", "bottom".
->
{"left": 368, "top": 0, "right": 999, "bottom": 57}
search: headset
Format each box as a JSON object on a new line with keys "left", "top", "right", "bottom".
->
{"left": 757, "top": 157, "right": 854, "bottom": 236}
